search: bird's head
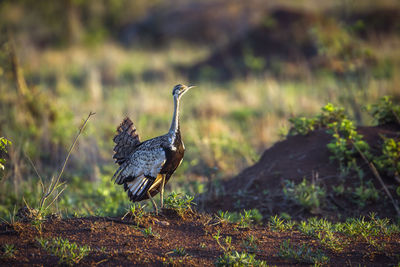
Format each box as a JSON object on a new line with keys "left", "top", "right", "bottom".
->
{"left": 172, "top": 84, "right": 195, "bottom": 99}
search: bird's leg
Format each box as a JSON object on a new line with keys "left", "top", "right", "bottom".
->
{"left": 160, "top": 174, "right": 166, "bottom": 209}
{"left": 147, "top": 191, "right": 158, "bottom": 215}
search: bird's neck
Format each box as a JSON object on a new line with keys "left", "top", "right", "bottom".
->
{"left": 168, "top": 96, "right": 180, "bottom": 140}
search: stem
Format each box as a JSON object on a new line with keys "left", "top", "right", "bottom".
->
{"left": 38, "top": 112, "right": 95, "bottom": 211}
{"left": 392, "top": 109, "right": 400, "bottom": 125}
{"left": 352, "top": 141, "right": 400, "bottom": 217}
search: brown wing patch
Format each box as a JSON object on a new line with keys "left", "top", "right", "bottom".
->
{"left": 113, "top": 117, "right": 141, "bottom": 165}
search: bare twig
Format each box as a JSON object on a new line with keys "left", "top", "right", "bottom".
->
{"left": 25, "top": 153, "right": 45, "bottom": 195}
{"left": 352, "top": 141, "right": 400, "bottom": 217}
{"left": 35, "top": 112, "right": 95, "bottom": 215}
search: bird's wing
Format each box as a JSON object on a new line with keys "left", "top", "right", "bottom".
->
{"left": 113, "top": 117, "right": 141, "bottom": 165}
{"left": 112, "top": 145, "right": 167, "bottom": 201}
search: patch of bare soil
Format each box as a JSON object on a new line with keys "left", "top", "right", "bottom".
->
{"left": 204, "top": 124, "right": 400, "bottom": 221}
{"left": 1, "top": 210, "right": 399, "bottom": 266}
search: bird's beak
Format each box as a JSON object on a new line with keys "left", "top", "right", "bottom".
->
{"left": 181, "top": 85, "right": 195, "bottom": 96}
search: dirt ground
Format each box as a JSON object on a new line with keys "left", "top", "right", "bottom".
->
{"left": 1, "top": 126, "right": 399, "bottom": 266}
{"left": 1, "top": 209, "right": 399, "bottom": 266}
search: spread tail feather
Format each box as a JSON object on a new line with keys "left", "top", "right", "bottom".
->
{"left": 113, "top": 117, "right": 141, "bottom": 165}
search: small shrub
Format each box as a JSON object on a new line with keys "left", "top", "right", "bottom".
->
{"left": 366, "top": 96, "right": 400, "bottom": 125}
{"left": 288, "top": 103, "right": 347, "bottom": 136}
{"left": 353, "top": 181, "right": 379, "bottom": 207}
{"left": 283, "top": 179, "right": 326, "bottom": 212}
{"left": 374, "top": 137, "right": 400, "bottom": 181}
{"left": 288, "top": 117, "right": 316, "bottom": 136}
{"left": 36, "top": 237, "right": 90, "bottom": 266}
{"left": 326, "top": 118, "right": 371, "bottom": 175}
{"left": 316, "top": 103, "right": 347, "bottom": 127}
{"left": 164, "top": 192, "right": 195, "bottom": 217}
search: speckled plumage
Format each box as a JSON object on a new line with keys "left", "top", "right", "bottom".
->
{"left": 112, "top": 84, "right": 192, "bottom": 206}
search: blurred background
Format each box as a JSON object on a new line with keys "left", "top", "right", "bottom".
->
{"left": 0, "top": 0, "right": 399, "bottom": 217}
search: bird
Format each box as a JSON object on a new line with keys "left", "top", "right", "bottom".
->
{"left": 112, "top": 84, "right": 194, "bottom": 214}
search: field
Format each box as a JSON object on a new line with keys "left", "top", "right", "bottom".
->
{"left": 1, "top": 0, "right": 400, "bottom": 265}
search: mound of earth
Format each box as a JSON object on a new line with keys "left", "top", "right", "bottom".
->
{"left": 203, "top": 124, "right": 400, "bottom": 221}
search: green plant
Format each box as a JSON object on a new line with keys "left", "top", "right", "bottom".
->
{"left": 325, "top": 111, "right": 400, "bottom": 216}
{"left": 213, "top": 227, "right": 265, "bottom": 266}
{"left": 288, "top": 103, "right": 347, "bottom": 136}
{"left": 353, "top": 181, "right": 379, "bottom": 207}
{"left": 215, "top": 211, "right": 232, "bottom": 225}
{"left": 142, "top": 226, "right": 159, "bottom": 238}
{"left": 0, "top": 205, "right": 17, "bottom": 225}
{"left": 316, "top": 103, "right": 347, "bottom": 127}
{"left": 283, "top": 179, "right": 326, "bottom": 212}
{"left": 326, "top": 118, "right": 371, "bottom": 175}
{"left": 339, "top": 213, "right": 400, "bottom": 251}
{"left": 0, "top": 137, "right": 11, "bottom": 171}
{"left": 297, "top": 217, "right": 347, "bottom": 252}
{"left": 366, "top": 96, "right": 400, "bottom": 125}
{"left": 288, "top": 117, "right": 316, "bottom": 136}
{"left": 2, "top": 244, "right": 16, "bottom": 259}
{"left": 172, "top": 247, "right": 188, "bottom": 257}
{"left": 164, "top": 192, "right": 195, "bottom": 217}
{"left": 316, "top": 230, "right": 346, "bottom": 252}
{"left": 374, "top": 137, "right": 400, "bottom": 181}
{"left": 278, "top": 239, "right": 329, "bottom": 266}
{"left": 238, "top": 209, "right": 262, "bottom": 228}
{"left": 241, "top": 235, "right": 259, "bottom": 253}
{"left": 216, "top": 251, "right": 266, "bottom": 267}
{"left": 122, "top": 203, "right": 146, "bottom": 225}
{"left": 213, "top": 230, "right": 233, "bottom": 253}
{"left": 269, "top": 215, "right": 295, "bottom": 232}
{"left": 37, "top": 237, "right": 91, "bottom": 266}
{"left": 332, "top": 184, "right": 345, "bottom": 195}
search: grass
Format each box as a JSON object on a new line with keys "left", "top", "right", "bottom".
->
{"left": 36, "top": 237, "right": 91, "bottom": 266}
{"left": 269, "top": 215, "right": 295, "bottom": 232}
{"left": 213, "top": 230, "right": 266, "bottom": 267}
{"left": 215, "top": 251, "right": 267, "bottom": 267}
{"left": 142, "top": 226, "right": 160, "bottom": 239}
{"left": 241, "top": 235, "right": 260, "bottom": 253}
{"left": 278, "top": 239, "right": 329, "bottom": 266}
